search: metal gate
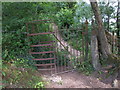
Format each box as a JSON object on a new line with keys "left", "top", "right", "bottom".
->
{"left": 26, "top": 20, "right": 89, "bottom": 75}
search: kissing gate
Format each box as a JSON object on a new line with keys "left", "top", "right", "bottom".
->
{"left": 26, "top": 20, "right": 90, "bottom": 75}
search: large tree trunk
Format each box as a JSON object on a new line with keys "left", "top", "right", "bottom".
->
{"left": 91, "top": 30, "right": 101, "bottom": 70}
{"left": 90, "top": 19, "right": 101, "bottom": 70}
{"left": 90, "top": 0, "right": 112, "bottom": 59}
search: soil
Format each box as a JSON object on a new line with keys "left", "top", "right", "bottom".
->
{"left": 42, "top": 70, "right": 115, "bottom": 88}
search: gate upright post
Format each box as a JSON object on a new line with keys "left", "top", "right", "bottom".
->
{"left": 84, "top": 20, "right": 89, "bottom": 61}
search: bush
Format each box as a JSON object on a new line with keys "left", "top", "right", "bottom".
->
{"left": 2, "top": 59, "right": 44, "bottom": 88}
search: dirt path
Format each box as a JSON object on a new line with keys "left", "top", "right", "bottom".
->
{"left": 42, "top": 71, "right": 112, "bottom": 88}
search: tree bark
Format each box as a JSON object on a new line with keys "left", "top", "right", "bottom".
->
{"left": 90, "top": 19, "right": 101, "bottom": 70}
{"left": 117, "top": 0, "right": 120, "bottom": 55}
{"left": 91, "top": 20, "right": 101, "bottom": 70}
{"left": 89, "top": 0, "right": 112, "bottom": 59}
{"left": 107, "top": 2, "right": 110, "bottom": 31}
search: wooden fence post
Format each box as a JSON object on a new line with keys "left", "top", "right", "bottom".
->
{"left": 82, "top": 23, "right": 85, "bottom": 61}
{"left": 84, "top": 20, "right": 89, "bottom": 61}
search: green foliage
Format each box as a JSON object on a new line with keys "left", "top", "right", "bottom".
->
{"left": 77, "top": 60, "right": 94, "bottom": 75}
{"left": 56, "top": 7, "right": 74, "bottom": 28}
{"left": 2, "top": 62, "right": 44, "bottom": 88}
{"left": 56, "top": 50, "right": 69, "bottom": 66}
{"left": 60, "top": 29, "right": 83, "bottom": 51}
{"left": 2, "top": 2, "right": 56, "bottom": 61}
{"left": 99, "top": 2, "right": 114, "bottom": 17}
{"left": 99, "top": 2, "right": 115, "bottom": 30}
{"left": 2, "top": 32, "right": 29, "bottom": 60}
{"left": 74, "top": 2, "right": 93, "bottom": 24}
{"left": 2, "top": 2, "right": 77, "bottom": 62}
{"left": 2, "top": 2, "right": 118, "bottom": 79}
{"left": 2, "top": 2, "right": 35, "bottom": 61}
{"left": 2, "top": 54, "right": 40, "bottom": 88}
{"left": 34, "top": 82, "right": 44, "bottom": 88}
{"left": 2, "top": 71, "right": 6, "bottom": 77}
{"left": 2, "top": 2, "right": 36, "bottom": 31}
{"left": 13, "top": 57, "right": 35, "bottom": 68}
{"left": 69, "top": 56, "right": 78, "bottom": 68}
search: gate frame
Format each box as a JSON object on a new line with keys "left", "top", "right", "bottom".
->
{"left": 26, "top": 20, "right": 89, "bottom": 75}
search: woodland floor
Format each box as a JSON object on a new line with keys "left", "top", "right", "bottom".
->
{"left": 41, "top": 70, "right": 117, "bottom": 88}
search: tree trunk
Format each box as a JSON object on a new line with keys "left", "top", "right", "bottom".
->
{"left": 113, "top": 16, "right": 120, "bottom": 86}
{"left": 117, "top": 0, "right": 120, "bottom": 55}
{"left": 91, "top": 20, "right": 101, "bottom": 70}
{"left": 89, "top": 0, "right": 112, "bottom": 59}
{"left": 107, "top": 2, "right": 110, "bottom": 31}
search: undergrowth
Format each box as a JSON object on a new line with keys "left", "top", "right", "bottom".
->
{"left": 1, "top": 57, "right": 45, "bottom": 88}
{"left": 77, "top": 60, "right": 94, "bottom": 76}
